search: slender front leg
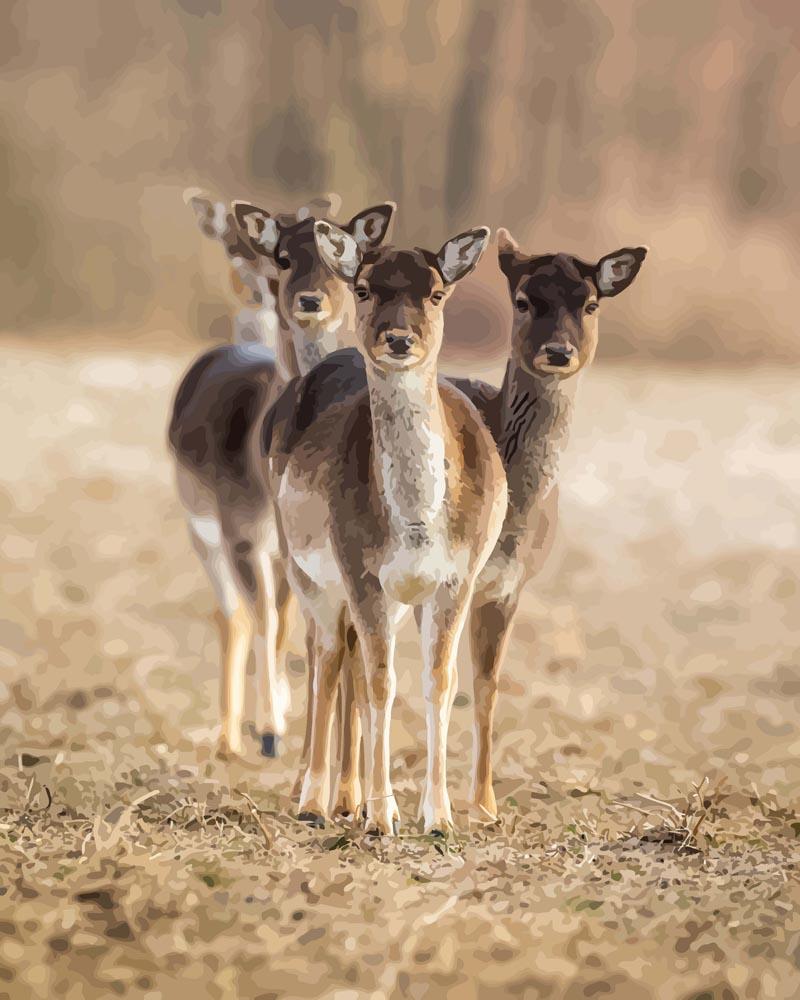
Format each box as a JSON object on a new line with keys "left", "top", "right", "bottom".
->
{"left": 419, "top": 585, "right": 473, "bottom": 833}
{"left": 332, "top": 626, "right": 363, "bottom": 819}
{"left": 298, "top": 626, "right": 345, "bottom": 826}
{"left": 353, "top": 616, "right": 399, "bottom": 836}
{"left": 469, "top": 597, "right": 517, "bottom": 821}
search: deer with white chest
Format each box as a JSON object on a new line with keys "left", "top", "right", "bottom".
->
{"left": 265, "top": 224, "right": 508, "bottom": 834}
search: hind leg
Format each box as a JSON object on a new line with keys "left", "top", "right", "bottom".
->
{"left": 331, "top": 626, "right": 363, "bottom": 820}
{"left": 186, "top": 514, "right": 251, "bottom": 758}
{"left": 221, "top": 507, "right": 291, "bottom": 758}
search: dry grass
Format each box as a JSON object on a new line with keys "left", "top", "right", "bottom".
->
{"left": 1, "top": 338, "right": 799, "bottom": 999}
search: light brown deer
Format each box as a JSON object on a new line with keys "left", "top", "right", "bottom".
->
{"left": 452, "top": 231, "right": 648, "bottom": 820}
{"left": 264, "top": 224, "right": 508, "bottom": 834}
{"left": 168, "top": 195, "right": 394, "bottom": 760}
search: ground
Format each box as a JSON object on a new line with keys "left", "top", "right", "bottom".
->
{"left": 0, "top": 336, "right": 798, "bottom": 1000}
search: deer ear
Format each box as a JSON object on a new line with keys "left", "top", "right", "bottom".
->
{"left": 231, "top": 201, "right": 280, "bottom": 256}
{"left": 184, "top": 188, "right": 231, "bottom": 242}
{"left": 314, "top": 220, "right": 361, "bottom": 281}
{"left": 345, "top": 202, "right": 396, "bottom": 249}
{"left": 595, "top": 247, "right": 648, "bottom": 296}
{"left": 496, "top": 227, "right": 528, "bottom": 284}
{"left": 436, "top": 227, "right": 490, "bottom": 285}
{"left": 297, "top": 192, "right": 343, "bottom": 222}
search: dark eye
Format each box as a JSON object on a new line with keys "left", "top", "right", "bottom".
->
{"left": 586, "top": 301, "right": 599, "bottom": 314}
{"left": 277, "top": 253, "right": 291, "bottom": 271}
{"left": 355, "top": 285, "right": 369, "bottom": 301}
{"left": 515, "top": 296, "right": 529, "bottom": 312}
{"left": 431, "top": 290, "right": 445, "bottom": 305}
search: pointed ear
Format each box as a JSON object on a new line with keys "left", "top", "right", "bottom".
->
{"left": 436, "top": 227, "right": 490, "bottom": 285}
{"left": 184, "top": 188, "right": 231, "bottom": 242}
{"left": 297, "top": 192, "right": 343, "bottom": 222}
{"left": 345, "top": 202, "right": 396, "bottom": 249}
{"left": 595, "top": 246, "right": 648, "bottom": 296}
{"left": 231, "top": 201, "right": 280, "bottom": 256}
{"left": 496, "top": 227, "right": 528, "bottom": 284}
{"left": 314, "top": 220, "right": 362, "bottom": 282}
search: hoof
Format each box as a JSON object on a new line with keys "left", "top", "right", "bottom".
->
{"left": 298, "top": 811, "right": 325, "bottom": 829}
{"left": 366, "top": 817, "right": 400, "bottom": 838}
{"left": 259, "top": 732, "right": 278, "bottom": 758}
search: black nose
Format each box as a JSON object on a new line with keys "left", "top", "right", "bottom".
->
{"left": 385, "top": 333, "right": 412, "bottom": 356}
{"left": 298, "top": 295, "right": 321, "bottom": 313}
{"left": 544, "top": 344, "right": 574, "bottom": 367}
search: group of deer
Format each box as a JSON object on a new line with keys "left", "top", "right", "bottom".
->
{"left": 169, "top": 189, "right": 646, "bottom": 836}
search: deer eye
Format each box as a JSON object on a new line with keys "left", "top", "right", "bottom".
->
{"left": 431, "top": 290, "right": 445, "bottom": 305}
{"left": 276, "top": 252, "right": 291, "bottom": 271}
{"left": 586, "top": 301, "right": 599, "bottom": 314}
{"left": 515, "top": 296, "right": 529, "bottom": 313}
{"left": 355, "top": 285, "right": 369, "bottom": 301}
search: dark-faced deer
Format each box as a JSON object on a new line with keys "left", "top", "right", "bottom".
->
{"left": 453, "top": 232, "right": 648, "bottom": 820}
{"left": 168, "top": 195, "right": 394, "bottom": 760}
{"left": 264, "top": 225, "right": 508, "bottom": 834}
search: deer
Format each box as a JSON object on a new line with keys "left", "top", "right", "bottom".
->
{"left": 168, "top": 193, "right": 395, "bottom": 763}
{"left": 448, "top": 231, "right": 649, "bottom": 821}
{"left": 263, "top": 223, "right": 509, "bottom": 835}
{"left": 314, "top": 231, "right": 647, "bottom": 828}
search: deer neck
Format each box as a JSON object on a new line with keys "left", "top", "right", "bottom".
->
{"left": 367, "top": 361, "right": 448, "bottom": 542}
{"left": 288, "top": 315, "right": 346, "bottom": 378}
{"left": 233, "top": 305, "right": 279, "bottom": 349}
{"left": 497, "top": 358, "right": 576, "bottom": 521}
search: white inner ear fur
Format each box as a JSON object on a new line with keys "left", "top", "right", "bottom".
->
{"left": 351, "top": 216, "right": 376, "bottom": 246}
{"left": 244, "top": 214, "right": 279, "bottom": 254}
{"left": 315, "top": 224, "right": 360, "bottom": 279}
{"left": 597, "top": 252, "right": 636, "bottom": 293}
{"left": 191, "top": 198, "right": 227, "bottom": 240}
{"left": 438, "top": 232, "right": 488, "bottom": 284}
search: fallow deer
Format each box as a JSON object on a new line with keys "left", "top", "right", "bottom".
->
{"left": 452, "top": 231, "right": 648, "bottom": 821}
{"left": 263, "top": 224, "right": 508, "bottom": 835}
{"left": 279, "top": 230, "right": 647, "bottom": 825}
{"left": 168, "top": 195, "right": 395, "bottom": 760}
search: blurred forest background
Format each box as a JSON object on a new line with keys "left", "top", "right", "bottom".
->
{"left": 1, "top": 0, "right": 799, "bottom": 362}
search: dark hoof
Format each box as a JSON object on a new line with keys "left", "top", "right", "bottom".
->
{"left": 361, "top": 806, "right": 368, "bottom": 822}
{"left": 430, "top": 828, "right": 447, "bottom": 839}
{"left": 298, "top": 811, "right": 325, "bottom": 829}
{"left": 393, "top": 818, "right": 400, "bottom": 837}
{"left": 259, "top": 732, "right": 278, "bottom": 758}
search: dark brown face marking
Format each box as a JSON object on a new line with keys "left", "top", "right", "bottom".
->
{"left": 353, "top": 248, "right": 446, "bottom": 367}
{"left": 268, "top": 217, "right": 351, "bottom": 320}
{"left": 501, "top": 251, "right": 599, "bottom": 377}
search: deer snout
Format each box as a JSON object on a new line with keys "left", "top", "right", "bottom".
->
{"left": 296, "top": 292, "right": 323, "bottom": 313}
{"left": 385, "top": 332, "right": 413, "bottom": 357}
{"left": 544, "top": 343, "right": 575, "bottom": 367}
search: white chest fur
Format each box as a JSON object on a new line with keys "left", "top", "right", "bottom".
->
{"left": 369, "top": 368, "right": 454, "bottom": 603}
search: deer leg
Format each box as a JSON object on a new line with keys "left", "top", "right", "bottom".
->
{"left": 332, "top": 623, "right": 363, "bottom": 820}
{"left": 186, "top": 514, "right": 250, "bottom": 758}
{"left": 298, "top": 620, "right": 345, "bottom": 827}
{"left": 351, "top": 606, "right": 400, "bottom": 836}
{"left": 250, "top": 551, "right": 288, "bottom": 757}
{"left": 290, "top": 621, "right": 316, "bottom": 801}
{"left": 469, "top": 597, "right": 518, "bottom": 822}
{"left": 419, "top": 584, "right": 472, "bottom": 834}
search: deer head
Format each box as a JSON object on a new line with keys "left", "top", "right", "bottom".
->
{"left": 313, "top": 223, "right": 490, "bottom": 372}
{"left": 232, "top": 200, "right": 395, "bottom": 342}
{"left": 498, "top": 229, "right": 647, "bottom": 377}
